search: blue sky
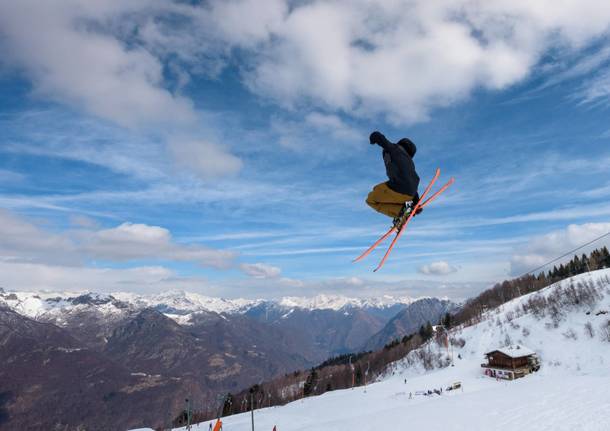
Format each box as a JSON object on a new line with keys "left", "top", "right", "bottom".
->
{"left": 1, "top": 1, "right": 610, "bottom": 300}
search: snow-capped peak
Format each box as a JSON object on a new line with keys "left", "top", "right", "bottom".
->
{"left": 277, "top": 294, "right": 413, "bottom": 311}
{"left": 110, "top": 290, "right": 261, "bottom": 315}
{"left": 0, "top": 289, "right": 414, "bottom": 323}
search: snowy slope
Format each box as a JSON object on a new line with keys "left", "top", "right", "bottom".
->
{"left": 172, "top": 270, "right": 610, "bottom": 431}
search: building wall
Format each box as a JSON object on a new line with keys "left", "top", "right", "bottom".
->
{"left": 486, "top": 352, "right": 531, "bottom": 369}
{"left": 483, "top": 367, "right": 514, "bottom": 380}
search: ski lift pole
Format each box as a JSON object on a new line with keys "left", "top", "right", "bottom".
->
{"left": 250, "top": 391, "right": 255, "bottom": 431}
{"left": 214, "top": 394, "right": 224, "bottom": 421}
{"left": 349, "top": 355, "right": 355, "bottom": 389}
{"left": 185, "top": 398, "right": 192, "bottom": 430}
{"left": 447, "top": 332, "right": 455, "bottom": 366}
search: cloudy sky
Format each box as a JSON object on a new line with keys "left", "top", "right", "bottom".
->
{"left": 1, "top": 0, "right": 610, "bottom": 300}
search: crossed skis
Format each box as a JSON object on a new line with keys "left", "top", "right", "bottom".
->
{"left": 354, "top": 168, "right": 455, "bottom": 272}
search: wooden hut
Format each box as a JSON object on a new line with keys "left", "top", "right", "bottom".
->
{"left": 481, "top": 345, "right": 540, "bottom": 380}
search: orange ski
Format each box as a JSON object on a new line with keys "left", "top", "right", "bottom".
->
{"left": 353, "top": 168, "right": 454, "bottom": 271}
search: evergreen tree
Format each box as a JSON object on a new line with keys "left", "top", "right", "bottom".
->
{"left": 418, "top": 321, "right": 434, "bottom": 340}
{"left": 419, "top": 323, "right": 432, "bottom": 340}
{"left": 602, "top": 246, "right": 610, "bottom": 268}
{"left": 222, "top": 393, "right": 234, "bottom": 416}
{"left": 581, "top": 253, "right": 590, "bottom": 272}
{"left": 355, "top": 366, "right": 363, "bottom": 385}
{"left": 303, "top": 369, "right": 318, "bottom": 396}
{"left": 537, "top": 272, "right": 547, "bottom": 286}
{"left": 590, "top": 250, "right": 601, "bottom": 270}
{"left": 571, "top": 255, "right": 581, "bottom": 275}
{"left": 441, "top": 312, "right": 452, "bottom": 328}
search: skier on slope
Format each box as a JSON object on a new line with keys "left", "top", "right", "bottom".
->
{"left": 366, "top": 131, "right": 421, "bottom": 229}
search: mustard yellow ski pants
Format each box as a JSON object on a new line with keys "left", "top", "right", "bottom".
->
{"left": 366, "top": 182, "right": 413, "bottom": 218}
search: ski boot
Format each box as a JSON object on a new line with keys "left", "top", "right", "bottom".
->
{"left": 393, "top": 202, "right": 422, "bottom": 230}
{"left": 393, "top": 204, "right": 411, "bottom": 231}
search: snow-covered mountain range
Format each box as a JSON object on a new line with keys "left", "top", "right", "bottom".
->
{"left": 0, "top": 288, "right": 444, "bottom": 357}
{"left": 0, "top": 289, "right": 415, "bottom": 322}
{"left": 276, "top": 294, "right": 414, "bottom": 311}
{"left": 0, "top": 288, "right": 456, "bottom": 430}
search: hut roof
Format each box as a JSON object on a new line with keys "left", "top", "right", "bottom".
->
{"left": 485, "top": 344, "right": 535, "bottom": 358}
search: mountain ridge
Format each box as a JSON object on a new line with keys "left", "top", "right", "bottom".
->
{"left": 0, "top": 289, "right": 418, "bottom": 319}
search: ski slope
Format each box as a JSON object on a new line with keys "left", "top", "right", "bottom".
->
{"left": 170, "top": 270, "right": 610, "bottom": 431}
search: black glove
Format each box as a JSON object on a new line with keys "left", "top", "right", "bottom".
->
{"left": 369, "top": 131, "right": 384, "bottom": 145}
{"left": 412, "top": 193, "right": 423, "bottom": 215}
{"left": 412, "top": 193, "right": 420, "bottom": 206}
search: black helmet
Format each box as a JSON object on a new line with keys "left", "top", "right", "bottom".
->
{"left": 397, "top": 138, "right": 416, "bottom": 158}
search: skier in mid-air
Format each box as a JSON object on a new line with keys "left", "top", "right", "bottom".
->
{"left": 356, "top": 132, "right": 453, "bottom": 270}
{"left": 366, "top": 131, "right": 421, "bottom": 229}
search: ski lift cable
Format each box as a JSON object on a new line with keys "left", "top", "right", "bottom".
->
{"left": 519, "top": 230, "right": 610, "bottom": 278}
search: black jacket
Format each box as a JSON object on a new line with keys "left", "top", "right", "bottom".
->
{"left": 370, "top": 131, "right": 420, "bottom": 199}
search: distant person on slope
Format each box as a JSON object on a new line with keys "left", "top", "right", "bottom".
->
{"left": 366, "top": 131, "right": 421, "bottom": 229}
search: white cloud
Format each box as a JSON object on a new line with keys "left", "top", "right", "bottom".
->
{"left": 305, "top": 112, "right": 361, "bottom": 142}
{"left": 509, "top": 222, "right": 610, "bottom": 275}
{"left": 0, "top": 1, "right": 195, "bottom": 128}
{"left": 583, "top": 183, "right": 610, "bottom": 199}
{"left": 0, "top": 259, "right": 488, "bottom": 300}
{"left": 1, "top": 111, "right": 169, "bottom": 181}
{"left": 0, "top": 169, "right": 24, "bottom": 183}
{"left": 82, "top": 222, "right": 236, "bottom": 269}
{"left": 69, "top": 215, "right": 100, "bottom": 229}
{"left": 4, "top": 0, "right": 608, "bottom": 136}
{"left": 418, "top": 261, "right": 459, "bottom": 275}
{"left": 168, "top": 138, "right": 243, "bottom": 179}
{"left": 270, "top": 112, "right": 362, "bottom": 154}
{"left": 536, "top": 45, "right": 610, "bottom": 91}
{"left": 0, "top": 261, "right": 199, "bottom": 294}
{"left": 239, "top": 262, "right": 282, "bottom": 279}
{"left": 239, "top": 0, "right": 610, "bottom": 123}
{"left": 577, "top": 69, "right": 610, "bottom": 105}
{"left": 0, "top": 209, "right": 78, "bottom": 265}
{"left": 204, "top": 0, "right": 287, "bottom": 48}
{"left": 441, "top": 201, "right": 610, "bottom": 230}
{"left": 342, "top": 276, "right": 365, "bottom": 287}
{"left": 0, "top": 214, "right": 493, "bottom": 298}
{"left": 0, "top": 210, "right": 235, "bottom": 270}
{"left": 0, "top": 1, "right": 241, "bottom": 178}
